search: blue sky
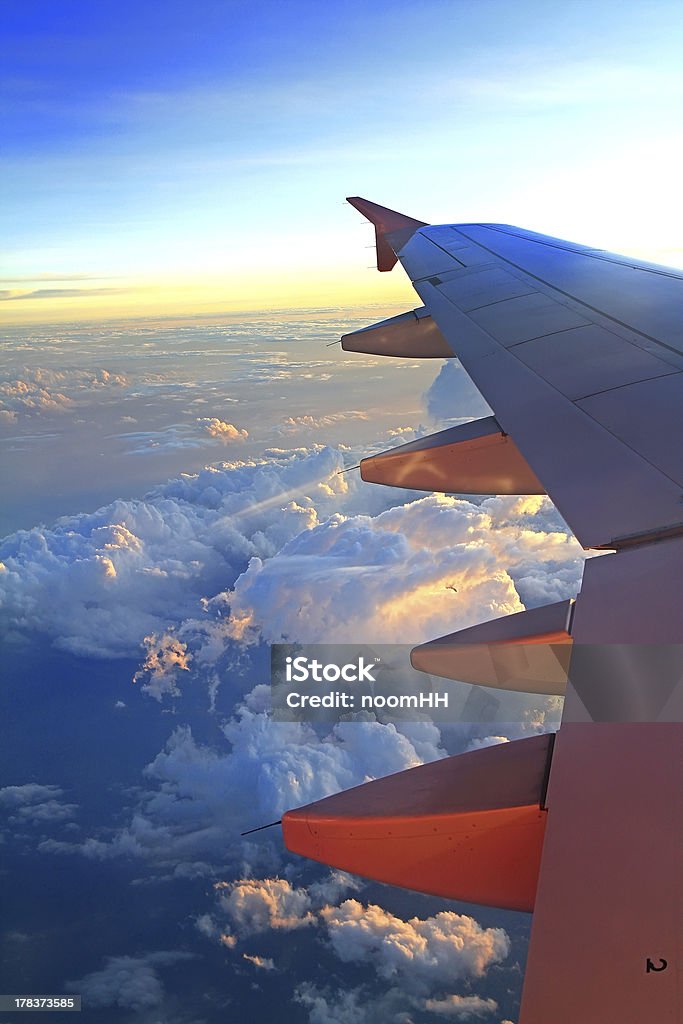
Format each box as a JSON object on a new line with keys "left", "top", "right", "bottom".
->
{"left": 3, "top": 0, "right": 683, "bottom": 320}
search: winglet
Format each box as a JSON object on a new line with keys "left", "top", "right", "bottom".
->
{"left": 346, "top": 197, "right": 428, "bottom": 271}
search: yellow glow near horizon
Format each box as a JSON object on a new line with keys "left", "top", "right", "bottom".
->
{"left": 4, "top": 238, "right": 683, "bottom": 326}
{"left": 0, "top": 264, "right": 417, "bottom": 325}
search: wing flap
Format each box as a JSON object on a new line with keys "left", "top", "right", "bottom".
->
{"left": 341, "top": 307, "right": 453, "bottom": 358}
{"left": 410, "top": 600, "right": 573, "bottom": 696}
{"left": 359, "top": 417, "right": 545, "bottom": 494}
{"left": 282, "top": 734, "right": 554, "bottom": 911}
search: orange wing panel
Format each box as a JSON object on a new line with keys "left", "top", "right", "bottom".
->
{"left": 283, "top": 733, "right": 553, "bottom": 912}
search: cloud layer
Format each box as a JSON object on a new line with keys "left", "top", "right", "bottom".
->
{"left": 204, "top": 876, "right": 510, "bottom": 1024}
{"left": 0, "top": 447, "right": 350, "bottom": 657}
{"left": 1, "top": 444, "right": 583, "bottom": 660}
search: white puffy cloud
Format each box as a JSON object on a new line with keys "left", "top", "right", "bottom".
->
{"left": 307, "top": 870, "right": 361, "bottom": 906}
{"left": 215, "top": 877, "right": 315, "bottom": 936}
{"left": 295, "top": 982, "right": 473, "bottom": 1024}
{"left": 320, "top": 900, "right": 509, "bottom": 986}
{"left": 220, "top": 492, "right": 583, "bottom": 647}
{"left": 295, "top": 984, "right": 382, "bottom": 1024}
{"left": 464, "top": 736, "right": 510, "bottom": 752}
{"left": 68, "top": 951, "right": 193, "bottom": 1012}
{"left": 0, "top": 447, "right": 350, "bottom": 657}
{"left": 38, "top": 685, "right": 440, "bottom": 870}
{"left": 198, "top": 417, "right": 248, "bottom": 442}
{"left": 206, "top": 879, "right": 509, "bottom": 1024}
{"left": 0, "top": 436, "right": 582, "bottom": 665}
{"left": 15, "top": 800, "right": 78, "bottom": 823}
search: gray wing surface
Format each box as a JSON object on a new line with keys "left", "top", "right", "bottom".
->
{"left": 348, "top": 197, "right": 683, "bottom": 551}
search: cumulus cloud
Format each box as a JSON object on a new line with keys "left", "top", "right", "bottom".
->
{"left": 215, "top": 877, "right": 315, "bottom": 935}
{"left": 321, "top": 900, "right": 509, "bottom": 986}
{"left": 6, "top": 441, "right": 575, "bottom": 913}
{"left": 0, "top": 367, "right": 127, "bottom": 420}
{"left": 307, "top": 870, "right": 361, "bottom": 905}
{"left": 198, "top": 417, "right": 248, "bottom": 442}
{"left": 220, "top": 492, "right": 583, "bottom": 647}
{"left": 207, "top": 879, "right": 509, "bottom": 1024}
{"left": 464, "top": 736, "right": 510, "bottom": 752}
{"left": 68, "top": 951, "right": 194, "bottom": 1012}
{"left": 0, "top": 439, "right": 582, "bottom": 663}
{"left": 424, "top": 361, "right": 491, "bottom": 423}
{"left": 0, "top": 447, "right": 350, "bottom": 657}
{"left": 295, "top": 984, "right": 380, "bottom": 1024}
{"left": 296, "top": 985, "right": 502, "bottom": 1024}
{"left": 210, "top": 878, "right": 510, "bottom": 978}
{"left": 49, "top": 691, "right": 438, "bottom": 869}
{"left": 133, "top": 631, "right": 192, "bottom": 701}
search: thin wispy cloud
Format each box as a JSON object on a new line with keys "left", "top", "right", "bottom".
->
{"left": 1, "top": 287, "right": 130, "bottom": 301}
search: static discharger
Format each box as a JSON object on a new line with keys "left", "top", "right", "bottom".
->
{"left": 240, "top": 819, "right": 282, "bottom": 837}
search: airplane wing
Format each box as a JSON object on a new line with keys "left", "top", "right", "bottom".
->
{"left": 282, "top": 198, "right": 683, "bottom": 1024}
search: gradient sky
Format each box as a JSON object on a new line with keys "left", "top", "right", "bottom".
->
{"left": 3, "top": 0, "right": 683, "bottom": 321}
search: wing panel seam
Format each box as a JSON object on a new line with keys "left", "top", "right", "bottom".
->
{"left": 442, "top": 227, "right": 683, "bottom": 362}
